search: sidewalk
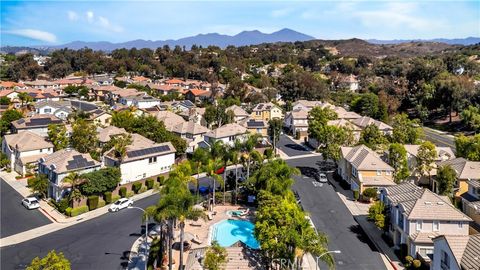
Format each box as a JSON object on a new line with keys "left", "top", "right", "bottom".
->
{"left": 331, "top": 178, "right": 404, "bottom": 270}
{"left": 0, "top": 170, "right": 158, "bottom": 247}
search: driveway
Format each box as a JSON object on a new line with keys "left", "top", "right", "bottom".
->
{"left": 277, "top": 134, "right": 312, "bottom": 157}
{"left": 1, "top": 179, "right": 52, "bottom": 238}
{"left": 1, "top": 194, "right": 160, "bottom": 270}
{"left": 286, "top": 157, "right": 387, "bottom": 270}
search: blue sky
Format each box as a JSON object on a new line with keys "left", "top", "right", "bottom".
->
{"left": 1, "top": 0, "right": 479, "bottom": 46}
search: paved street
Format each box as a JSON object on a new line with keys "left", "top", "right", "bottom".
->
{"left": 277, "top": 134, "right": 312, "bottom": 157}
{"left": 1, "top": 179, "right": 52, "bottom": 238}
{"left": 423, "top": 127, "right": 456, "bottom": 151}
{"left": 286, "top": 157, "right": 387, "bottom": 270}
{"left": 1, "top": 194, "right": 160, "bottom": 270}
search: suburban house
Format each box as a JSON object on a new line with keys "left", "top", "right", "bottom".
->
{"left": 11, "top": 114, "right": 64, "bottom": 137}
{"left": 97, "top": 126, "right": 127, "bottom": 147}
{"left": 23, "top": 80, "right": 58, "bottom": 89}
{"left": 351, "top": 116, "right": 393, "bottom": 135}
{"left": 227, "top": 105, "right": 249, "bottom": 123}
{"left": 106, "top": 88, "right": 141, "bottom": 104}
{"left": 184, "top": 89, "right": 211, "bottom": 104}
{"left": 89, "top": 109, "right": 112, "bottom": 126}
{"left": 241, "top": 118, "right": 269, "bottom": 137}
{"left": 38, "top": 149, "right": 101, "bottom": 200}
{"left": 91, "top": 85, "right": 122, "bottom": 101}
{"left": 171, "top": 121, "right": 210, "bottom": 153}
{"left": 151, "top": 111, "right": 186, "bottom": 131}
{"left": 403, "top": 144, "right": 456, "bottom": 185}
{"left": 431, "top": 234, "right": 480, "bottom": 270}
{"left": 460, "top": 179, "right": 480, "bottom": 234}
{"left": 333, "top": 106, "right": 362, "bottom": 120}
{"left": 284, "top": 109, "right": 309, "bottom": 140}
{"left": 178, "top": 107, "right": 206, "bottom": 126}
{"left": 172, "top": 100, "right": 195, "bottom": 113}
{"left": 434, "top": 158, "right": 480, "bottom": 198}
{"left": 327, "top": 119, "right": 362, "bottom": 141}
{"left": 103, "top": 134, "right": 176, "bottom": 184}
{"left": 250, "top": 102, "right": 283, "bottom": 121}
{"left": 338, "top": 145, "right": 395, "bottom": 193}
{"left": 338, "top": 74, "right": 360, "bottom": 92}
{"left": 120, "top": 94, "right": 161, "bottom": 109}
{"left": 203, "top": 123, "right": 247, "bottom": 147}
{"left": 34, "top": 100, "right": 72, "bottom": 120}
{"left": 292, "top": 100, "right": 324, "bottom": 111}
{"left": 380, "top": 183, "right": 472, "bottom": 264}
{"left": 2, "top": 131, "right": 53, "bottom": 175}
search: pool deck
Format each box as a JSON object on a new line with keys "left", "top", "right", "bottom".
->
{"left": 172, "top": 204, "right": 255, "bottom": 268}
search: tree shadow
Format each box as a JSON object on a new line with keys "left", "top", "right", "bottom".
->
{"left": 296, "top": 166, "right": 319, "bottom": 180}
{"left": 348, "top": 224, "right": 378, "bottom": 252}
{"left": 284, "top": 143, "right": 308, "bottom": 152}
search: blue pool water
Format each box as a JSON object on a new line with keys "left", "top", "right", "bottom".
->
{"left": 212, "top": 219, "right": 260, "bottom": 249}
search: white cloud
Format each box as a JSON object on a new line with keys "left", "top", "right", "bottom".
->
{"left": 86, "top": 11, "right": 94, "bottom": 23}
{"left": 67, "top": 11, "right": 78, "bottom": 21}
{"left": 271, "top": 8, "right": 292, "bottom": 18}
{"left": 5, "top": 29, "right": 57, "bottom": 43}
{"left": 98, "top": 16, "right": 123, "bottom": 33}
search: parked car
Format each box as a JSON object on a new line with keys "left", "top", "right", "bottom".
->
{"left": 318, "top": 173, "right": 328, "bottom": 183}
{"left": 22, "top": 197, "right": 40, "bottom": 210}
{"left": 109, "top": 198, "right": 133, "bottom": 212}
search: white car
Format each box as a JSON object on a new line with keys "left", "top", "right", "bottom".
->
{"left": 109, "top": 198, "right": 133, "bottom": 212}
{"left": 22, "top": 197, "right": 40, "bottom": 210}
{"left": 318, "top": 173, "right": 328, "bottom": 183}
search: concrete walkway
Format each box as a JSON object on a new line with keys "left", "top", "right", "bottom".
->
{"left": 331, "top": 178, "right": 404, "bottom": 270}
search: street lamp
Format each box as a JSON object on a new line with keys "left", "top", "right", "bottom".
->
{"left": 316, "top": 250, "right": 341, "bottom": 270}
{"left": 128, "top": 206, "right": 148, "bottom": 270}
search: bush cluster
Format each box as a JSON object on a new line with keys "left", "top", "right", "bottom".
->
{"left": 104, "top": 191, "right": 112, "bottom": 204}
{"left": 87, "top": 195, "right": 99, "bottom": 211}
{"left": 112, "top": 194, "right": 121, "bottom": 202}
{"left": 146, "top": 178, "right": 154, "bottom": 189}
{"left": 132, "top": 182, "right": 142, "bottom": 194}
{"left": 119, "top": 187, "right": 127, "bottom": 198}
{"left": 52, "top": 198, "right": 69, "bottom": 213}
{"left": 66, "top": 205, "right": 89, "bottom": 217}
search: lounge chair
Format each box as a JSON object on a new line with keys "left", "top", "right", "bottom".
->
{"left": 207, "top": 212, "right": 213, "bottom": 220}
{"left": 191, "top": 235, "right": 203, "bottom": 244}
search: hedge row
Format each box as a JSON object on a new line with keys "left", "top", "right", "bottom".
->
{"left": 132, "top": 182, "right": 142, "bottom": 194}
{"left": 87, "top": 195, "right": 99, "bottom": 211}
{"left": 104, "top": 191, "right": 112, "bottom": 204}
{"left": 146, "top": 178, "right": 154, "bottom": 189}
{"left": 66, "top": 205, "right": 89, "bottom": 217}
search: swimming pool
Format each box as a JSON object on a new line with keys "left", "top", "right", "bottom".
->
{"left": 211, "top": 219, "right": 260, "bottom": 249}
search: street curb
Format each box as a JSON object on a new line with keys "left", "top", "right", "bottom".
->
{"left": 39, "top": 207, "right": 59, "bottom": 223}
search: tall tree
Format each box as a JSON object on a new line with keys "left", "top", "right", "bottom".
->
{"left": 63, "top": 172, "right": 83, "bottom": 207}
{"left": 359, "top": 124, "right": 388, "bottom": 151}
{"left": 27, "top": 250, "right": 71, "bottom": 270}
{"left": 203, "top": 241, "right": 227, "bottom": 270}
{"left": 388, "top": 143, "right": 410, "bottom": 183}
{"left": 391, "top": 114, "right": 423, "bottom": 144}
{"left": 455, "top": 134, "right": 480, "bottom": 161}
{"left": 436, "top": 165, "right": 457, "bottom": 197}
{"left": 71, "top": 119, "right": 98, "bottom": 153}
{"left": 47, "top": 124, "right": 69, "bottom": 150}
{"left": 27, "top": 174, "right": 49, "bottom": 198}
{"left": 267, "top": 118, "right": 282, "bottom": 154}
{"left": 461, "top": 105, "right": 480, "bottom": 133}
{"left": 416, "top": 141, "right": 437, "bottom": 182}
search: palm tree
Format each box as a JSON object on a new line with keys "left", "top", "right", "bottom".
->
{"left": 203, "top": 159, "right": 224, "bottom": 209}
{"left": 17, "top": 92, "right": 32, "bottom": 107}
{"left": 229, "top": 149, "right": 241, "bottom": 205}
{"left": 242, "top": 134, "right": 261, "bottom": 180}
{"left": 191, "top": 148, "right": 210, "bottom": 201}
{"left": 112, "top": 134, "right": 132, "bottom": 162}
{"left": 63, "top": 172, "right": 83, "bottom": 207}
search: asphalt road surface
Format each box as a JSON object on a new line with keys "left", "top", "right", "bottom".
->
{"left": 1, "top": 179, "right": 52, "bottom": 238}
{"left": 287, "top": 157, "right": 387, "bottom": 270}
{"left": 277, "top": 134, "right": 312, "bottom": 157}
{"left": 1, "top": 194, "right": 160, "bottom": 270}
{"left": 423, "top": 127, "right": 456, "bottom": 151}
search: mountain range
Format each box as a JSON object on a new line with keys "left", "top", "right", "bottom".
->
{"left": 45, "top": 28, "right": 315, "bottom": 51}
{"left": 368, "top": 37, "right": 480, "bottom": 46}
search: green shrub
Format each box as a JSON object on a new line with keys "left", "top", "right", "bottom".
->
{"left": 412, "top": 259, "right": 421, "bottom": 269}
{"left": 264, "top": 148, "right": 273, "bottom": 159}
{"left": 52, "top": 198, "right": 69, "bottom": 213}
{"left": 6, "top": 168, "right": 11, "bottom": 173}
{"left": 139, "top": 186, "right": 147, "bottom": 193}
{"left": 15, "top": 175, "right": 22, "bottom": 179}
{"left": 25, "top": 172, "right": 34, "bottom": 177}
{"left": 98, "top": 199, "right": 106, "bottom": 208}
{"left": 132, "top": 182, "right": 142, "bottom": 194}
{"left": 404, "top": 256, "right": 414, "bottom": 268}
{"left": 362, "top": 188, "right": 377, "bottom": 200}
{"left": 70, "top": 205, "right": 89, "bottom": 217}
{"left": 353, "top": 190, "right": 360, "bottom": 201}
{"left": 146, "top": 178, "right": 154, "bottom": 189}
{"left": 87, "top": 195, "right": 99, "bottom": 211}
{"left": 65, "top": 207, "right": 73, "bottom": 217}
{"left": 27, "top": 177, "right": 36, "bottom": 187}
{"left": 119, "top": 187, "right": 127, "bottom": 198}
{"left": 126, "top": 191, "right": 134, "bottom": 198}
{"left": 157, "top": 176, "right": 165, "bottom": 184}
{"left": 112, "top": 194, "right": 121, "bottom": 202}
{"left": 153, "top": 182, "right": 160, "bottom": 190}
{"left": 104, "top": 191, "right": 112, "bottom": 204}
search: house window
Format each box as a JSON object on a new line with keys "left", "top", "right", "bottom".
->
{"left": 44, "top": 108, "right": 51, "bottom": 113}
{"left": 376, "top": 170, "right": 382, "bottom": 176}
{"left": 433, "top": 221, "right": 440, "bottom": 231}
{"left": 352, "top": 167, "right": 358, "bottom": 177}
{"left": 385, "top": 171, "right": 392, "bottom": 176}
{"left": 148, "top": 157, "right": 157, "bottom": 164}
{"left": 416, "top": 220, "right": 423, "bottom": 231}
{"left": 40, "top": 149, "right": 43, "bottom": 153}
{"left": 256, "top": 111, "right": 260, "bottom": 116}
{"left": 441, "top": 251, "right": 450, "bottom": 270}
{"left": 458, "top": 222, "right": 463, "bottom": 229}
{"left": 229, "top": 136, "right": 235, "bottom": 141}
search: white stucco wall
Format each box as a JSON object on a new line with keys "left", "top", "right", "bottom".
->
{"left": 115, "top": 153, "right": 175, "bottom": 184}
